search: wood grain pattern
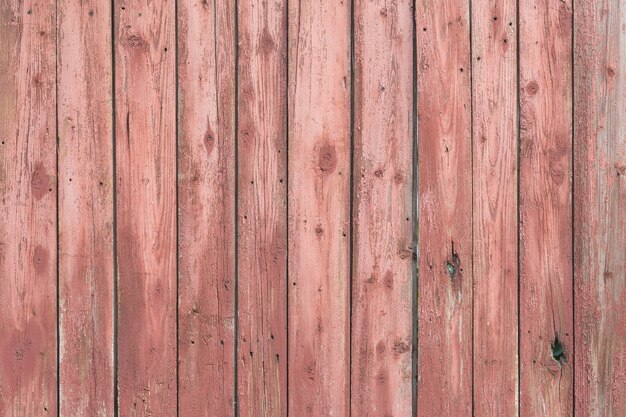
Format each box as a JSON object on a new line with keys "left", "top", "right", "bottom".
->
{"left": 287, "top": 0, "right": 350, "bottom": 415}
{"left": 574, "top": 2, "right": 626, "bottom": 416}
{"left": 177, "top": 0, "right": 236, "bottom": 415}
{"left": 57, "top": 0, "right": 115, "bottom": 415}
{"left": 519, "top": 0, "right": 573, "bottom": 415}
{"left": 471, "top": 1, "right": 518, "bottom": 415}
{"left": 236, "top": 0, "right": 287, "bottom": 415}
{"left": 0, "top": 0, "right": 58, "bottom": 414}
{"left": 416, "top": 1, "right": 473, "bottom": 415}
{"left": 114, "top": 0, "right": 177, "bottom": 412}
{"left": 352, "top": 1, "right": 414, "bottom": 416}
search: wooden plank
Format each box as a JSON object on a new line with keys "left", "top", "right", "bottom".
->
{"left": 57, "top": 0, "right": 115, "bottom": 415}
{"left": 519, "top": 0, "right": 573, "bottom": 415}
{"left": 57, "top": 0, "right": 115, "bottom": 413}
{"left": 114, "top": 0, "right": 177, "bottom": 412}
{"left": 177, "top": 0, "right": 236, "bottom": 414}
{"left": 0, "top": 0, "right": 57, "bottom": 414}
{"left": 471, "top": 1, "right": 518, "bottom": 415}
{"left": 287, "top": 0, "right": 350, "bottom": 415}
{"left": 352, "top": 1, "right": 414, "bottom": 416}
{"left": 574, "top": 2, "right": 626, "bottom": 416}
{"left": 415, "top": 1, "right": 473, "bottom": 415}
{"left": 236, "top": 0, "right": 287, "bottom": 415}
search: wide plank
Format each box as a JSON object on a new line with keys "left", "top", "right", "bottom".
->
{"left": 236, "top": 0, "right": 287, "bottom": 415}
{"left": 574, "top": 1, "right": 626, "bottom": 416}
{"left": 471, "top": 0, "right": 518, "bottom": 415}
{"left": 114, "top": 0, "right": 177, "bottom": 412}
{"left": 287, "top": 0, "right": 351, "bottom": 415}
{"left": 416, "top": 1, "right": 473, "bottom": 415}
{"left": 0, "top": 0, "right": 58, "bottom": 414}
{"left": 519, "top": 0, "right": 574, "bottom": 415}
{"left": 352, "top": 1, "right": 415, "bottom": 416}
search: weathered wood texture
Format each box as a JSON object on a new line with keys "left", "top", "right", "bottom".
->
{"left": 177, "top": 0, "right": 236, "bottom": 415}
{"left": 575, "top": 1, "right": 626, "bottom": 416}
{"left": 114, "top": 0, "right": 177, "bottom": 412}
{"left": 0, "top": 0, "right": 58, "bottom": 415}
{"left": 58, "top": 0, "right": 114, "bottom": 415}
{"left": 287, "top": 0, "right": 351, "bottom": 416}
{"left": 5, "top": 1, "right": 626, "bottom": 415}
{"left": 352, "top": 1, "right": 415, "bottom": 416}
{"left": 519, "top": 0, "right": 574, "bottom": 416}
{"left": 471, "top": 0, "right": 518, "bottom": 415}
{"left": 236, "top": 0, "right": 287, "bottom": 416}
{"left": 416, "top": 0, "right": 473, "bottom": 415}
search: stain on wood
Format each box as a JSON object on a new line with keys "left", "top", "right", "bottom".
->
{"left": 114, "top": 0, "right": 177, "bottom": 412}
{"left": 287, "top": 0, "right": 351, "bottom": 415}
{"left": 236, "top": 0, "right": 287, "bottom": 415}
{"left": 58, "top": 0, "right": 114, "bottom": 414}
{"left": 177, "top": 0, "right": 236, "bottom": 415}
{"left": 416, "top": 0, "right": 473, "bottom": 415}
{"left": 519, "top": 0, "right": 574, "bottom": 415}
{"left": 0, "top": 0, "right": 58, "bottom": 414}
{"left": 472, "top": 0, "right": 518, "bottom": 415}
{"left": 575, "top": 1, "right": 626, "bottom": 416}
{"left": 352, "top": 1, "right": 415, "bottom": 416}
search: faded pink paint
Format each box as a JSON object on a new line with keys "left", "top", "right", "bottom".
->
{"left": 416, "top": 0, "right": 473, "bottom": 415}
{"left": 352, "top": 1, "right": 415, "bottom": 416}
{"left": 288, "top": 0, "right": 351, "bottom": 415}
{"left": 178, "top": 0, "right": 236, "bottom": 414}
{"left": 519, "top": 0, "right": 574, "bottom": 416}
{"left": 0, "top": 0, "right": 58, "bottom": 414}
{"left": 472, "top": 0, "right": 519, "bottom": 415}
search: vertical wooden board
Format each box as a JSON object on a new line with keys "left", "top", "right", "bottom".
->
{"left": 0, "top": 0, "right": 57, "bottom": 415}
{"left": 237, "top": 0, "right": 287, "bottom": 416}
{"left": 352, "top": 1, "right": 414, "bottom": 416}
{"left": 287, "top": 0, "right": 350, "bottom": 415}
{"left": 415, "top": 0, "right": 473, "bottom": 415}
{"left": 574, "top": 1, "right": 626, "bottom": 416}
{"left": 177, "top": 0, "right": 236, "bottom": 415}
{"left": 519, "top": 0, "right": 573, "bottom": 415}
{"left": 471, "top": 0, "right": 518, "bottom": 415}
{"left": 114, "top": 0, "right": 177, "bottom": 412}
{"left": 57, "top": 0, "right": 115, "bottom": 415}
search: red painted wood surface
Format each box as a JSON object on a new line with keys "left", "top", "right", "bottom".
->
{"left": 519, "top": 0, "right": 574, "bottom": 415}
{"left": 471, "top": 0, "right": 518, "bottom": 415}
{"left": 114, "top": 0, "right": 177, "bottom": 412}
{"left": 287, "top": 0, "right": 351, "bottom": 416}
{"left": 416, "top": 1, "right": 473, "bottom": 415}
{"left": 236, "top": 0, "right": 287, "bottom": 415}
{"left": 58, "top": 0, "right": 115, "bottom": 414}
{"left": 575, "top": 2, "right": 626, "bottom": 416}
{"left": 177, "top": 0, "right": 236, "bottom": 415}
{"left": 352, "top": 1, "right": 415, "bottom": 416}
{"left": 4, "top": 2, "right": 626, "bottom": 415}
{"left": 0, "top": 0, "right": 58, "bottom": 414}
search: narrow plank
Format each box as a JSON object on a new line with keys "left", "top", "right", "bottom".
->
{"left": 236, "top": 0, "right": 287, "bottom": 415}
{"left": 519, "top": 0, "right": 573, "bottom": 415}
{"left": 287, "top": 0, "right": 350, "bottom": 415}
{"left": 114, "top": 0, "right": 177, "bottom": 412}
{"left": 57, "top": 0, "right": 115, "bottom": 415}
{"left": 0, "top": 0, "right": 57, "bottom": 414}
{"left": 471, "top": 1, "right": 518, "bottom": 415}
{"left": 177, "top": 0, "right": 236, "bottom": 414}
{"left": 352, "top": 1, "right": 414, "bottom": 416}
{"left": 574, "top": 2, "right": 626, "bottom": 416}
{"left": 416, "top": 0, "right": 473, "bottom": 415}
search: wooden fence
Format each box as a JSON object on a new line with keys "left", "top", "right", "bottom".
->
{"left": 1, "top": 0, "right": 624, "bottom": 415}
